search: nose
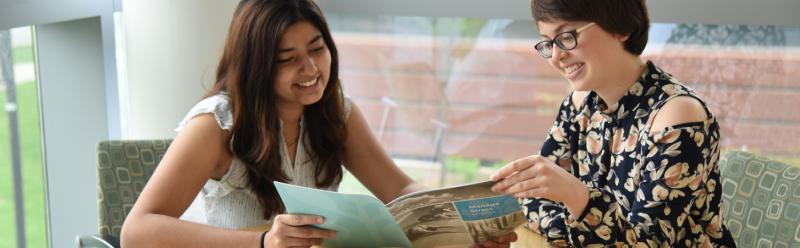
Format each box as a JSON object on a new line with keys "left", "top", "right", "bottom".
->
{"left": 300, "top": 55, "right": 318, "bottom": 75}
{"left": 548, "top": 45, "right": 567, "bottom": 65}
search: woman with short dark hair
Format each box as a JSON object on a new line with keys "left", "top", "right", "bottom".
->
{"left": 491, "top": 0, "right": 737, "bottom": 247}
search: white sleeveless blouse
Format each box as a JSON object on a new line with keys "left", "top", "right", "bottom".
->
{"left": 175, "top": 93, "right": 351, "bottom": 229}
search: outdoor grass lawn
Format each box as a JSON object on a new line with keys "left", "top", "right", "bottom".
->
{"left": 0, "top": 81, "right": 48, "bottom": 248}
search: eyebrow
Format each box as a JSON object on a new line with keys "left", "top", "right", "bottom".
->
{"left": 278, "top": 35, "right": 323, "bottom": 53}
{"left": 539, "top": 23, "right": 571, "bottom": 39}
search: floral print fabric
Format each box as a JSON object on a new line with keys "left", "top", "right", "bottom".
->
{"left": 523, "top": 61, "right": 736, "bottom": 247}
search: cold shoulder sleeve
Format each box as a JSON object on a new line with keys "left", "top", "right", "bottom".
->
{"left": 563, "top": 121, "right": 727, "bottom": 247}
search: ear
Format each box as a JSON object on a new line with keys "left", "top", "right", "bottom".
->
{"left": 617, "top": 33, "right": 631, "bottom": 42}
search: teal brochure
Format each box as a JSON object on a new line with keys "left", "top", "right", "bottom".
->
{"left": 274, "top": 182, "right": 412, "bottom": 248}
{"left": 274, "top": 180, "right": 525, "bottom": 248}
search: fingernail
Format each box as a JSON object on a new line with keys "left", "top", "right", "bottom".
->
{"left": 317, "top": 217, "right": 324, "bottom": 223}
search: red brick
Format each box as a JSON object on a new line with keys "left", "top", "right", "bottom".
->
{"left": 340, "top": 71, "right": 444, "bottom": 102}
{"left": 648, "top": 50, "right": 800, "bottom": 88}
{"left": 337, "top": 35, "right": 800, "bottom": 89}
{"left": 334, "top": 34, "right": 800, "bottom": 161}
{"left": 336, "top": 36, "right": 561, "bottom": 78}
{"left": 376, "top": 130, "right": 544, "bottom": 161}
{"left": 353, "top": 98, "right": 556, "bottom": 138}
{"left": 695, "top": 88, "right": 800, "bottom": 122}
{"left": 447, "top": 108, "right": 554, "bottom": 139}
{"left": 341, "top": 70, "right": 571, "bottom": 108}
{"left": 719, "top": 122, "right": 800, "bottom": 155}
{"left": 444, "top": 77, "right": 570, "bottom": 108}
{"left": 444, "top": 135, "right": 544, "bottom": 161}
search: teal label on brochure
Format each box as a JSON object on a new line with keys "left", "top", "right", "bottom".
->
{"left": 453, "top": 195, "right": 520, "bottom": 221}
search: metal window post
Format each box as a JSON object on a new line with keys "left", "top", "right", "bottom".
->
{"left": 0, "top": 29, "right": 27, "bottom": 248}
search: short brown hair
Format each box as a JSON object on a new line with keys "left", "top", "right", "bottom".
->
{"left": 531, "top": 0, "right": 650, "bottom": 55}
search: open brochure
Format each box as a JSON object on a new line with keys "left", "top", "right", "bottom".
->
{"left": 274, "top": 180, "right": 526, "bottom": 248}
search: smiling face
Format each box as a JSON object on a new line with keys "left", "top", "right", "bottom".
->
{"left": 537, "top": 20, "right": 630, "bottom": 91}
{"left": 273, "top": 20, "right": 331, "bottom": 110}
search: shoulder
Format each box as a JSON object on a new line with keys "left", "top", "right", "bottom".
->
{"left": 177, "top": 94, "right": 233, "bottom": 132}
{"left": 169, "top": 112, "right": 232, "bottom": 177}
{"left": 179, "top": 113, "right": 231, "bottom": 145}
{"left": 649, "top": 96, "right": 708, "bottom": 132}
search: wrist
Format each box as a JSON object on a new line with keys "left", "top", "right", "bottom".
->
{"left": 565, "top": 182, "right": 589, "bottom": 217}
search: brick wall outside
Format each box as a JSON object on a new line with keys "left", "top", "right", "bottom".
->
{"left": 335, "top": 35, "right": 800, "bottom": 163}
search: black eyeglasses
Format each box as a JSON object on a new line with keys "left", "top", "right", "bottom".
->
{"left": 534, "top": 22, "right": 595, "bottom": 58}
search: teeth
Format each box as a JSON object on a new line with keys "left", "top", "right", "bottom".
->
{"left": 297, "top": 77, "right": 317, "bottom": 87}
{"left": 564, "top": 63, "right": 584, "bottom": 74}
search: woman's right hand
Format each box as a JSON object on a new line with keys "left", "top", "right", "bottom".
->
{"left": 264, "top": 214, "right": 337, "bottom": 248}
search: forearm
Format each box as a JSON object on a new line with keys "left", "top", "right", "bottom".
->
{"left": 562, "top": 180, "right": 589, "bottom": 218}
{"left": 121, "top": 213, "right": 262, "bottom": 248}
{"left": 398, "top": 181, "right": 427, "bottom": 196}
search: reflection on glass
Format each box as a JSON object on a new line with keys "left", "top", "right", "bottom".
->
{"left": 326, "top": 14, "right": 800, "bottom": 189}
{"left": 651, "top": 24, "right": 799, "bottom": 164}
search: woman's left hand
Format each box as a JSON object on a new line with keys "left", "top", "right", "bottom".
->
{"left": 490, "top": 155, "right": 589, "bottom": 215}
{"left": 470, "top": 232, "right": 518, "bottom": 248}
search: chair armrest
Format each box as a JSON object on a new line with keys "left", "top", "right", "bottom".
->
{"left": 75, "top": 234, "right": 116, "bottom": 248}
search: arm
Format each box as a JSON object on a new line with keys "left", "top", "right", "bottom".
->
{"left": 513, "top": 93, "right": 584, "bottom": 246}
{"left": 340, "top": 102, "right": 425, "bottom": 203}
{"left": 546, "top": 96, "right": 712, "bottom": 247}
{"left": 121, "top": 114, "right": 335, "bottom": 247}
{"left": 494, "top": 96, "right": 715, "bottom": 247}
{"left": 342, "top": 102, "right": 518, "bottom": 247}
{"left": 121, "top": 114, "right": 263, "bottom": 247}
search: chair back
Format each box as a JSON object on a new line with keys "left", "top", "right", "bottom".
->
{"left": 96, "top": 140, "right": 172, "bottom": 239}
{"left": 718, "top": 151, "right": 800, "bottom": 247}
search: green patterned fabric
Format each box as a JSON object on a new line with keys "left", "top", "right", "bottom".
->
{"left": 96, "top": 140, "right": 172, "bottom": 239}
{"left": 719, "top": 151, "right": 800, "bottom": 248}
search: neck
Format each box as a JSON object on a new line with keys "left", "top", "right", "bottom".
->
{"left": 277, "top": 103, "right": 304, "bottom": 126}
{"left": 594, "top": 55, "right": 646, "bottom": 108}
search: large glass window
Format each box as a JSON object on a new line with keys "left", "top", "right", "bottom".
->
{"left": 649, "top": 24, "right": 800, "bottom": 165}
{"left": 0, "top": 26, "right": 48, "bottom": 248}
{"left": 327, "top": 15, "right": 800, "bottom": 193}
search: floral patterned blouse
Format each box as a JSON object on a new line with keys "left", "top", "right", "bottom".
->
{"left": 523, "top": 61, "right": 736, "bottom": 247}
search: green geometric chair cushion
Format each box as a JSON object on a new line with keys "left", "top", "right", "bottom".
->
{"left": 96, "top": 140, "right": 172, "bottom": 239}
{"left": 719, "top": 151, "right": 800, "bottom": 248}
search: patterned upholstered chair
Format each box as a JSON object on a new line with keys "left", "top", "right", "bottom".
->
{"left": 76, "top": 140, "right": 172, "bottom": 248}
{"left": 718, "top": 151, "right": 800, "bottom": 248}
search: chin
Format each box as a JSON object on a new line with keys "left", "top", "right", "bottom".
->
{"left": 302, "top": 95, "right": 325, "bottom": 106}
{"left": 569, "top": 80, "right": 590, "bottom": 92}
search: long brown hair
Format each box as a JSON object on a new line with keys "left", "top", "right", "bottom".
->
{"left": 207, "top": 0, "right": 346, "bottom": 219}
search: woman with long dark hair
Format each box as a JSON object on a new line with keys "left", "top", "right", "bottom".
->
{"left": 490, "top": 0, "right": 736, "bottom": 247}
{"left": 121, "top": 0, "right": 515, "bottom": 247}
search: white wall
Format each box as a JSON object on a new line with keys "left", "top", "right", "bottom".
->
{"left": 122, "top": 0, "right": 238, "bottom": 139}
